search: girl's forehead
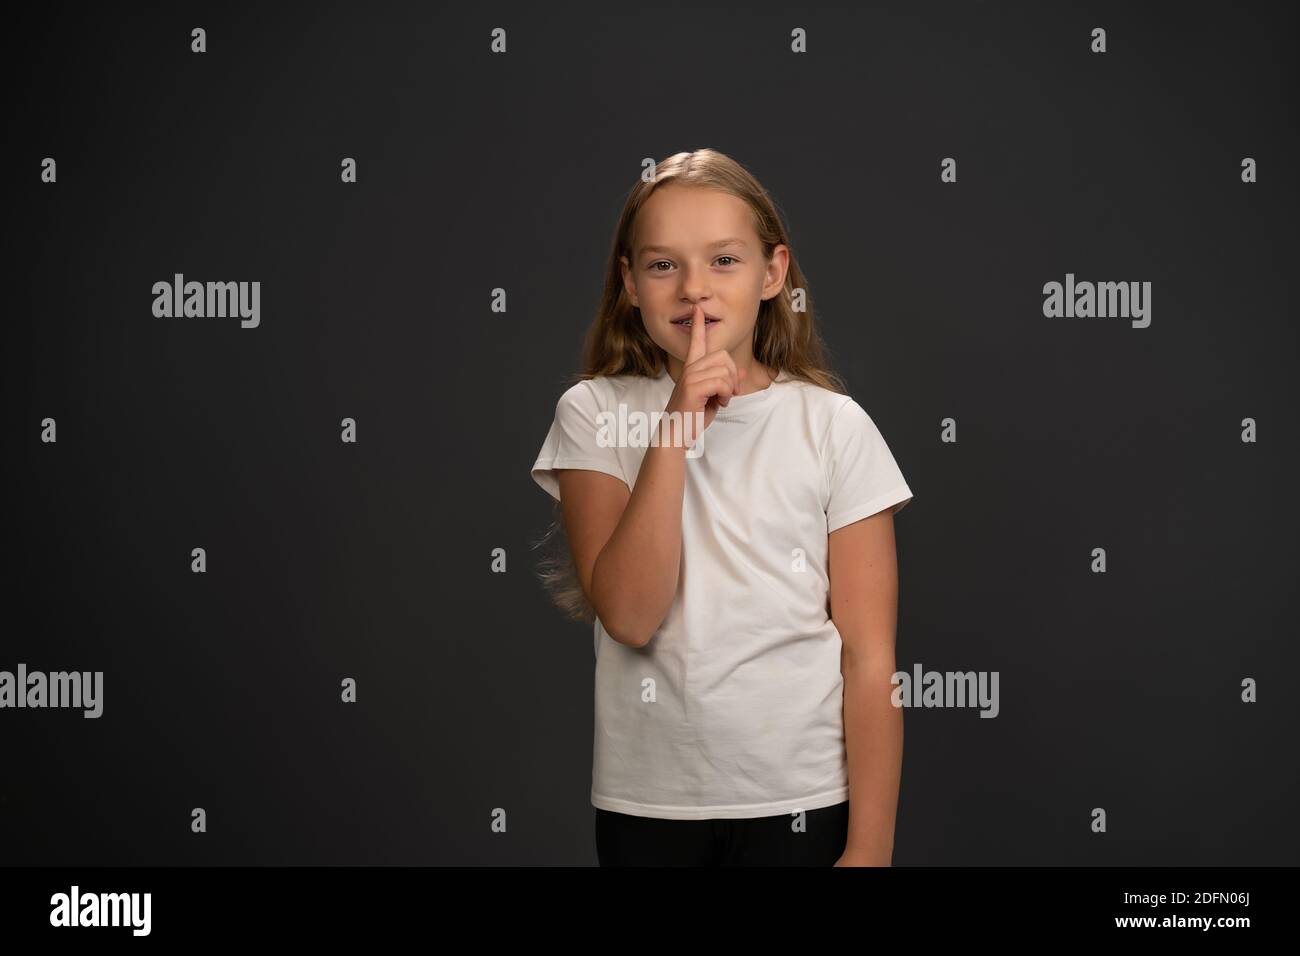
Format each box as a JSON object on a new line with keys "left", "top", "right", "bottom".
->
{"left": 633, "top": 189, "right": 758, "bottom": 252}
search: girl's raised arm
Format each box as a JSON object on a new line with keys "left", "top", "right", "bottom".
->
{"left": 558, "top": 306, "right": 740, "bottom": 647}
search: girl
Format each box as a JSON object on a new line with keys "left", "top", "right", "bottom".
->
{"left": 530, "top": 149, "right": 913, "bottom": 867}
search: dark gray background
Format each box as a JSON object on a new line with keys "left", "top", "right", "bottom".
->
{"left": 5, "top": 0, "right": 1297, "bottom": 865}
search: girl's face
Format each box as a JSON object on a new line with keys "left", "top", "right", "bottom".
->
{"left": 620, "top": 184, "right": 788, "bottom": 380}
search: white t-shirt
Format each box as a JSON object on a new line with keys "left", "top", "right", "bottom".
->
{"left": 531, "top": 365, "right": 913, "bottom": 820}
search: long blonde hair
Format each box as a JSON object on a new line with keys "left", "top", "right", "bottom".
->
{"left": 533, "top": 148, "right": 848, "bottom": 622}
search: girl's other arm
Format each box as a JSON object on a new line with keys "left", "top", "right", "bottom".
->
{"left": 828, "top": 509, "right": 904, "bottom": 866}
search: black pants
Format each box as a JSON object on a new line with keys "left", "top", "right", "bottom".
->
{"left": 595, "top": 801, "right": 849, "bottom": 866}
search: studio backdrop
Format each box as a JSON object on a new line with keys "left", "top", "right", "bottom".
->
{"left": 6, "top": 0, "right": 1298, "bottom": 865}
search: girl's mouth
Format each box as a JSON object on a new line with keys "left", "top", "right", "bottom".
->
{"left": 672, "top": 318, "right": 720, "bottom": 329}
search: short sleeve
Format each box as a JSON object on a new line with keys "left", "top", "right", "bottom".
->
{"left": 530, "top": 380, "right": 628, "bottom": 502}
{"left": 824, "top": 398, "right": 913, "bottom": 533}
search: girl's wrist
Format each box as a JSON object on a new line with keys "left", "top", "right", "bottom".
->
{"left": 655, "top": 409, "right": 699, "bottom": 451}
{"left": 835, "top": 845, "right": 893, "bottom": 866}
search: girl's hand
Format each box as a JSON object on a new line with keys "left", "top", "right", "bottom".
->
{"left": 662, "top": 302, "right": 747, "bottom": 446}
{"left": 834, "top": 847, "right": 892, "bottom": 867}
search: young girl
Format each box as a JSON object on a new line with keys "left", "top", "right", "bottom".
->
{"left": 530, "top": 149, "right": 913, "bottom": 867}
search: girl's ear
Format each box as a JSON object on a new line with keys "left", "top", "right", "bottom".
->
{"left": 619, "top": 258, "right": 638, "bottom": 307}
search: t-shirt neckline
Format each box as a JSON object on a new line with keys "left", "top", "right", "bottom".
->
{"left": 655, "top": 365, "right": 789, "bottom": 417}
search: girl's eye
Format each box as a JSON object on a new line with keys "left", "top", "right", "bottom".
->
{"left": 649, "top": 257, "right": 738, "bottom": 271}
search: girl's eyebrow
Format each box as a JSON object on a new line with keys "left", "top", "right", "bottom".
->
{"left": 639, "top": 237, "right": 747, "bottom": 257}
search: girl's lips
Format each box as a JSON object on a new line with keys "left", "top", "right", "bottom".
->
{"left": 672, "top": 318, "right": 720, "bottom": 330}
